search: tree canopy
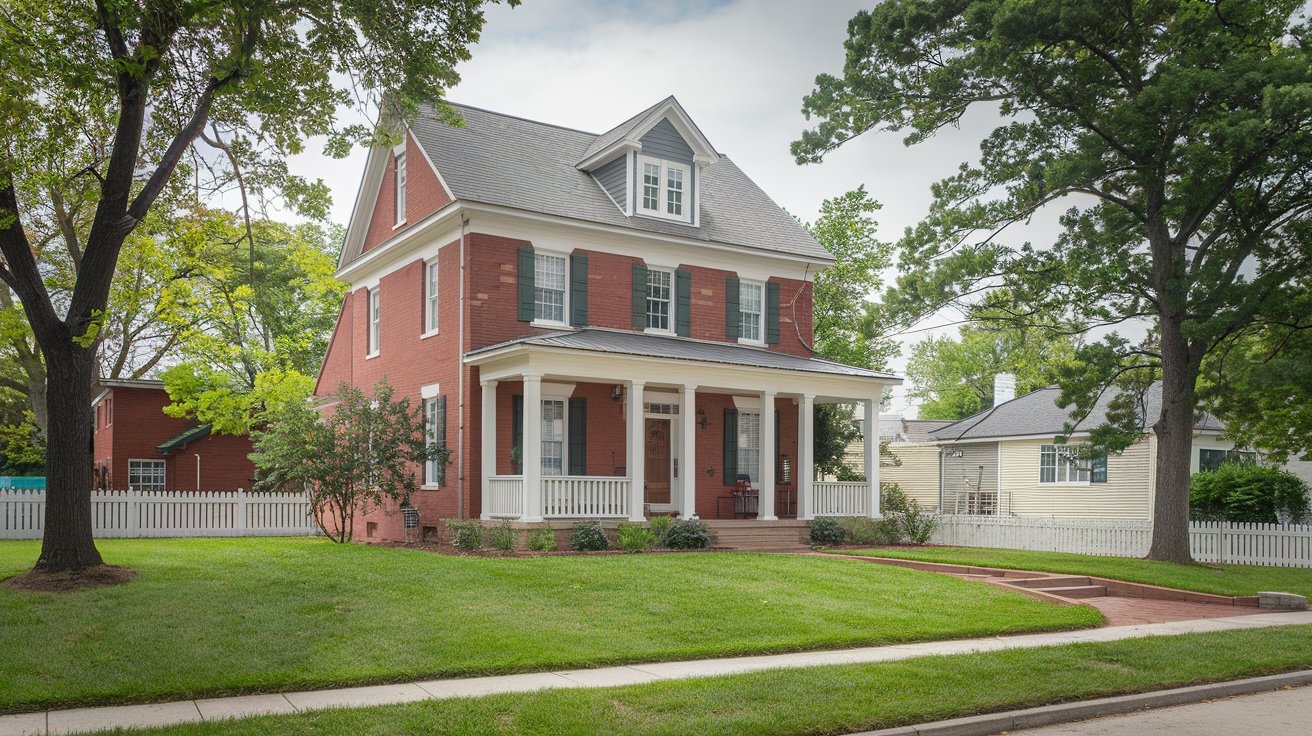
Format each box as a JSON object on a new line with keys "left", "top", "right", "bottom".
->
{"left": 794, "top": 0, "right": 1312, "bottom": 561}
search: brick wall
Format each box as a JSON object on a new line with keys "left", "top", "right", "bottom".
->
{"left": 361, "top": 132, "right": 452, "bottom": 253}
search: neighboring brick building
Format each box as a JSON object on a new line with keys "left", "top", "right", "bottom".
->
{"left": 91, "top": 379, "right": 256, "bottom": 492}
{"left": 320, "top": 97, "right": 901, "bottom": 542}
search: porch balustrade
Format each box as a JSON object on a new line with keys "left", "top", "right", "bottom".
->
{"left": 542, "top": 477, "right": 631, "bottom": 518}
{"left": 813, "top": 481, "right": 869, "bottom": 517}
{"left": 486, "top": 476, "right": 524, "bottom": 518}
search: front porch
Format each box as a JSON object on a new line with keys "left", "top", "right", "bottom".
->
{"left": 468, "top": 329, "right": 897, "bottom": 524}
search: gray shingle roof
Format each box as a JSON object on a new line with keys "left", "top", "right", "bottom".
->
{"left": 930, "top": 383, "right": 1225, "bottom": 441}
{"left": 467, "top": 328, "right": 896, "bottom": 379}
{"left": 576, "top": 97, "right": 669, "bottom": 164}
{"left": 881, "top": 418, "right": 955, "bottom": 443}
{"left": 407, "top": 102, "right": 832, "bottom": 262}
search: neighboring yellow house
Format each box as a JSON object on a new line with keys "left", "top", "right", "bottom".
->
{"left": 876, "top": 417, "right": 953, "bottom": 511}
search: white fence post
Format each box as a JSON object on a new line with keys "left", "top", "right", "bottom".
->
{"left": 236, "top": 490, "right": 249, "bottom": 535}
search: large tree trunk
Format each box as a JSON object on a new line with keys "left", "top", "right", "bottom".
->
{"left": 34, "top": 341, "right": 103, "bottom": 572}
{"left": 1148, "top": 318, "right": 1199, "bottom": 563}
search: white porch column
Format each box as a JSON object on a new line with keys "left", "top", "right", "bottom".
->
{"left": 480, "top": 380, "right": 497, "bottom": 520}
{"left": 797, "top": 393, "right": 815, "bottom": 520}
{"left": 627, "top": 380, "right": 647, "bottom": 521}
{"left": 862, "top": 397, "right": 880, "bottom": 519}
{"left": 758, "top": 390, "right": 777, "bottom": 520}
{"left": 522, "top": 373, "right": 543, "bottom": 522}
{"left": 680, "top": 385, "right": 698, "bottom": 519}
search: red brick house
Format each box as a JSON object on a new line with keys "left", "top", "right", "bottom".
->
{"left": 91, "top": 379, "right": 257, "bottom": 492}
{"left": 318, "top": 97, "right": 900, "bottom": 541}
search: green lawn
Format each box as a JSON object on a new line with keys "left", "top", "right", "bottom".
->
{"left": 0, "top": 538, "right": 1100, "bottom": 713}
{"left": 112, "top": 625, "right": 1312, "bottom": 736}
{"left": 831, "top": 545, "right": 1312, "bottom": 598}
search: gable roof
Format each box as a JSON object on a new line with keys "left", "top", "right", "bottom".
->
{"left": 394, "top": 100, "right": 831, "bottom": 263}
{"left": 930, "top": 383, "right": 1225, "bottom": 442}
{"left": 577, "top": 97, "right": 668, "bottom": 165}
{"left": 881, "top": 418, "right": 954, "bottom": 444}
{"left": 156, "top": 423, "right": 212, "bottom": 455}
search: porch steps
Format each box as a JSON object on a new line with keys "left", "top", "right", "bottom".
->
{"left": 705, "top": 520, "right": 811, "bottom": 552}
{"left": 1034, "top": 584, "right": 1109, "bottom": 599}
{"left": 1006, "top": 576, "right": 1095, "bottom": 589}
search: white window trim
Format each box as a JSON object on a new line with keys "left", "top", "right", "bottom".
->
{"left": 1039, "top": 444, "right": 1093, "bottom": 485}
{"left": 643, "top": 266, "right": 676, "bottom": 335}
{"left": 737, "top": 279, "right": 766, "bottom": 346}
{"left": 530, "top": 249, "right": 570, "bottom": 328}
{"left": 393, "top": 152, "right": 407, "bottom": 228}
{"left": 127, "top": 458, "right": 167, "bottom": 492}
{"left": 541, "top": 398, "right": 568, "bottom": 477}
{"left": 421, "top": 259, "right": 440, "bottom": 338}
{"left": 422, "top": 394, "right": 442, "bottom": 489}
{"left": 367, "top": 288, "right": 381, "bottom": 357}
{"left": 635, "top": 155, "right": 692, "bottom": 223}
{"left": 737, "top": 410, "right": 762, "bottom": 488}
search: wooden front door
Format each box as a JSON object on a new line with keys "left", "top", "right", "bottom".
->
{"left": 644, "top": 418, "right": 671, "bottom": 505}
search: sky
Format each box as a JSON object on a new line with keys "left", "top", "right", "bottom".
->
{"left": 287, "top": 0, "right": 1066, "bottom": 417}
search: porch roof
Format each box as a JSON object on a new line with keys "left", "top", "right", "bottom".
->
{"left": 466, "top": 328, "right": 899, "bottom": 380}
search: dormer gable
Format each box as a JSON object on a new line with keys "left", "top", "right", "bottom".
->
{"left": 577, "top": 97, "right": 718, "bottom": 226}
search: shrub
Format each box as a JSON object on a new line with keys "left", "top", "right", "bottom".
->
{"left": 648, "top": 515, "right": 673, "bottom": 547}
{"left": 897, "top": 499, "right": 938, "bottom": 544}
{"left": 664, "top": 518, "right": 716, "bottom": 549}
{"left": 489, "top": 519, "right": 518, "bottom": 552}
{"left": 1191, "top": 464, "right": 1311, "bottom": 524}
{"left": 444, "top": 519, "right": 483, "bottom": 551}
{"left": 526, "top": 525, "right": 557, "bottom": 552}
{"left": 808, "top": 517, "right": 846, "bottom": 546}
{"left": 569, "top": 521, "right": 609, "bottom": 551}
{"left": 839, "top": 516, "right": 880, "bottom": 545}
{"left": 881, "top": 483, "right": 910, "bottom": 515}
{"left": 616, "top": 522, "right": 656, "bottom": 552}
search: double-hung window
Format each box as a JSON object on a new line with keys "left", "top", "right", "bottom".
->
{"left": 646, "top": 268, "right": 673, "bottom": 332}
{"left": 368, "top": 288, "right": 380, "bottom": 355}
{"left": 534, "top": 252, "right": 567, "bottom": 324}
{"left": 128, "top": 459, "right": 166, "bottom": 491}
{"left": 737, "top": 411, "right": 761, "bottom": 484}
{"left": 636, "top": 155, "right": 692, "bottom": 222}
{"left": 424, "top": 260, "right": 439, "bottom": 334}
{"left": 423, "top": 396, "right": 443, "bottom": 485}
{"left": 1199, "top": 448, "right": 1256, "bottom": 472}
{"left": 739, "top": 281, "right": 764, "bottom": 343}
{"left": 394, "top": 153, "right": 407, "bottom": 226}
{"left": 541, "top": 400, "right": 565, "bottom": 476}
{"left": 1039, "top": 444, "right": 1106, "bottom": 483}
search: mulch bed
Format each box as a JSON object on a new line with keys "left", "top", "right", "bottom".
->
{"left": 3, "top": 564, "right": 137, "bottom": 593}
{"left": 374, "top": 539, "right": 722, "bottom": 558}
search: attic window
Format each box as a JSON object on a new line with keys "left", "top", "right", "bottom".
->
{"left": 637, "top": 155, "right": 691, "bottom": 223}
{"left": 394, "top": 153, "right": 407, "bottom": 226}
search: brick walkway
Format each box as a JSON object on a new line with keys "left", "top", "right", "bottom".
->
{"left": 1085, "top": 596, "right": 1258, "bottom": 626}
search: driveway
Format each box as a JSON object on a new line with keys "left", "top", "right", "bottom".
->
{"left": 1009, "top": 684, "right": 1311, "bottom": 735}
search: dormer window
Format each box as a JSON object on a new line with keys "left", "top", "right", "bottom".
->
{"left": 637, "top": 155, "right": 691, "bottom": 223}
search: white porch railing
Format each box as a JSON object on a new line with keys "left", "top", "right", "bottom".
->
{"left": 486, "top": 476, "right": 524, "bottom": 518}
{"left": 543, "top": 476, "right": 630, "bottom": 518}
{"left": 813, "top": 481, "right": 868, "bottom": 517}
{"left": 0, "top": 490, "right": 316, "bottom": 539}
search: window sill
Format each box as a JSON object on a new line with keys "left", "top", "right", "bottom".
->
{"left": 420, "top": 484, "right": 441, "bottom": 491}
{"left": 420, "top": 329, "right": 440, "bottom": 340}
{"left": 736, "top": 337, "right": 767, "bottom": 348}
{"left": 365, "top": 351, "right": 381, "bottom": 360}
{"left": 643, "top": 327, "right": 676, "bottom": 337}
{"left": 530, "top": 320, "right": 571, "bottom": 330}
{"left": 1039, "top": 481, "right": 1093, "bottom": 487}
{"left": 392, "top": 221, "right": 406, "bottom": 230}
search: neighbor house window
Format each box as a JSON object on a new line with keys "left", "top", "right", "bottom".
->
{"left": 368, "top": 288, "right": 380, "bottom": 355}
{"left": 424, "top": 260, "right": 439, "bottom": 333}
{"left": 636, "top": 155, "right": 692, "bottom": 222}
{"left": 105, "top": 397, "right": 112, "bottom": 425}
{"left": 541, "top": 399, "right": 565, "bottom": 476}
{"left": 737, "top": 411, "right": 761, "bottom": 484}
{"left": 423, "top": 396, "right": 444, "bottom": 485}
{"left": 128, "top": 459, "right": 166, "bottom": 491}
{"left": 394, "top": 153, "right": 407, "bottom": 226}
{"left": 646, "top": 268, "right": 673, "bottom": 332}
{"left": 534, "top": 252, "right": 567, "bottom": 324}
{"left": 739, "top": 281, "right": 764, "bottom": 343}
{"left": 1199, "top": 448, "right": 1256, "bottom": 472}
{"left": 1039, "top": 444, "right": 1106, "bottom": 483}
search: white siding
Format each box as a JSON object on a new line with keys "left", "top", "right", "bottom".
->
{"left": 1000, "top": 437, "right": 1152, "bottom": 520}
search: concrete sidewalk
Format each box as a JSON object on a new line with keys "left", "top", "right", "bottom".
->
{"left": 4, "top": 610, "right": 1311, "bottom": 736}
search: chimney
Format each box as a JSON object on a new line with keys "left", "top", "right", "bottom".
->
{"left": 993, "top": 373, "right": 1016, "bottom": 407}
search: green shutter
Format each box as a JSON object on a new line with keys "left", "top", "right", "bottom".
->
{"left": 435, "top": 396, "right": 448, "bottom": 485}
{"left": 1091, "top": 455, "right": 1108, "bottom": 484}
{"left": 723, "top": 408, "right": 738, "bottom": 485}
{"left": 766, "top": 281, "right": 781, "bottom": 345}
{"left": 774, "top": 408, "right": 781, "bottom": 479}
{"left": 675, "top": 269, "right": 692, "bottom": 337}
{"left": 568, "top": 397, "right": 587, "bottom": 475}
{"left": 511, "top": 394, "right": 524, "bottom": 470}
{"left": 724, "top": 277, "right": 740, "bottom": 340}
{"left": 517, "top": 247, "right": 535, "bottom": 322}
{"left": 570, "top": 252, "right": 589, "bottom": 326}
{"left": 631, "top": 263, "right": 648, "bottom": 329}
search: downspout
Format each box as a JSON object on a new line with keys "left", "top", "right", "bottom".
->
{"left": 457, "top": 213, "right": 468, "bottom": 518}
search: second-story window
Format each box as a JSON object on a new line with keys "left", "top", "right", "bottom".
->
{"left": 534, "top": 252, "right": 567, "bottom": 324}
{"left": 394, "top": 153, "right": 407, "bottom": 226}
{"left": 424, "top": 260, "right": 439, "bottom": 334}
{"left": 637, "top": 155, "right": 691, "bottom": 223}
{"left": 646, "top": 268, "right": 673, "bottom": 332}
{"left": 368, "top": 288, "right": 381, "bottom": 355}
{"left": 739, "top": 281, "right": 763, "bottom": 343}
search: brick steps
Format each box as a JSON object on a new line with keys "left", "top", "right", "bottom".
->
{"left": 1034, "top": 584, "right": 1109, "bottom": 599}
{"left": 1006, "top": 576, "right": 1094, "bottom": 589}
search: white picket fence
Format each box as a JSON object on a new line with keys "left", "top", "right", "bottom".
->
{"left": 932, "top": 515, "right": 1312, "bottom": 568}
{"left": 0, "top": 489, "right": 317, "bottom": 540}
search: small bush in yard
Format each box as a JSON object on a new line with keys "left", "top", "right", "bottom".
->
{"left": 648, "top": 515, "right": 673, "bottom": 546}
{"left": 664, "top": 518, "right": 716, "bottom": 549}
{"left": 569, "top": 521, "right": 609, "bottom": 551}
{"left": 490, "top": 519, "right": 518, "bottom": 552}
{"left": 616, "top": 522, "right": 656, "bottom": 552}
{"left": 839, "top": 517, "right": 881, "bottom": 545}
{"left": 898, "top": 500, "right": 937, "bottom": 544}
{"left": 527, "top": 525, "right": 557, "bottom": 552}
{"left": 809, "top": 517, "right": 847, "bottom": 546}
{"left": 444, "top": 519, "right": 483, "bottom": 551}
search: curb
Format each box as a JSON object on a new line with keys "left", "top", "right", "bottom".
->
{"left": 847, "top": 669, "right": 1312, "bottom": 736}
